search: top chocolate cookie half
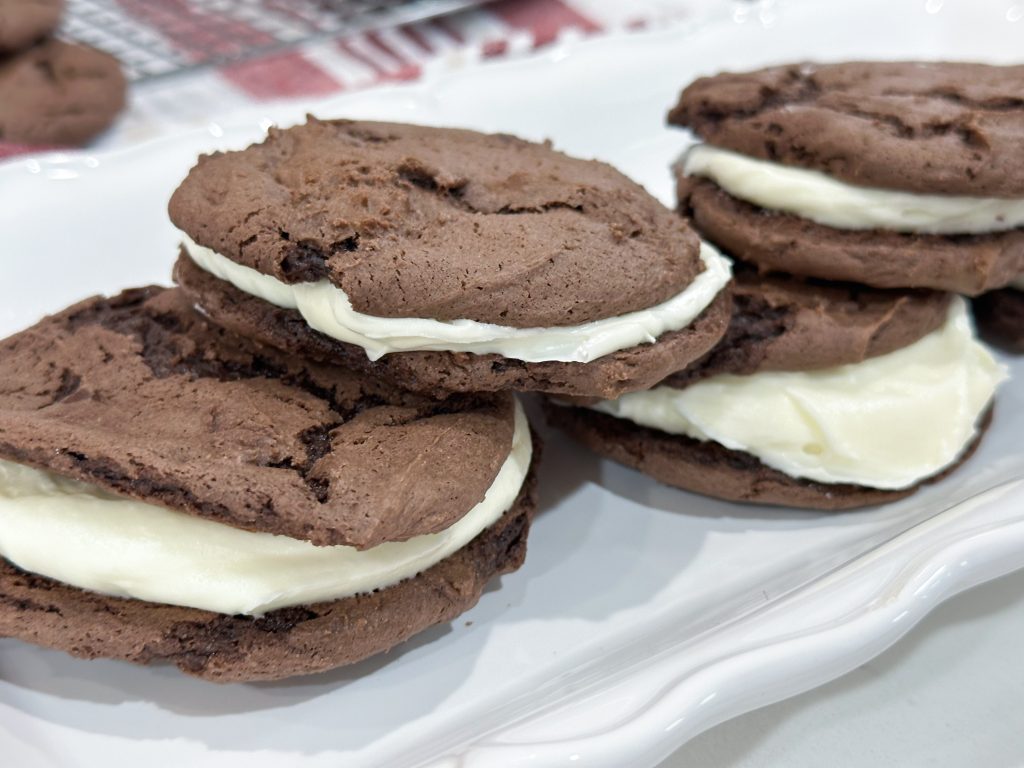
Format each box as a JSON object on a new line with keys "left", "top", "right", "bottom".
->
{"left": 668, "top": 61, "right": 1024, "bottom": 197}
{"left": 0, "top": 0, "right": 62, "bottom": 53}
{"left": 0, "top": 287, "right": 518, "bottom": 550}
{"left": 664, "top": 266, "right": 953, "bottom": 387}
{"left": 170, "top": 117, "right": 718, "bottom": 328}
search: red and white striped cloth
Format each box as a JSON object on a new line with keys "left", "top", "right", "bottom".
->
{"left": 1, "top": 0, "right": 716, "bottom": 159}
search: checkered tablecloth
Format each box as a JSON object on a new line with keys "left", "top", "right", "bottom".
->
{"left": 1, "top": 0, "right": 722, "bottom": 158}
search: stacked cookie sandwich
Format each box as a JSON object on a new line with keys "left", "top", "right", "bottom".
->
{"left": 549, "top": 61, "right": 1011, "bottom": 509}
{"left": 0, "top": 288, "right": 537, "bottom": 682}
{"left": 169, "top": 118, "right": 733, "bottom": 399}
{"left": 0, "top": 118, "right": 734, "bottom": 680}
{"left": 0, "top": 0, "right": 126, "bottom": 146}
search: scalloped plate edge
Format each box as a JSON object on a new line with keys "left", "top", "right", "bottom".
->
{"left": 430, "top": 480, "right": 1024, "bottom": 767}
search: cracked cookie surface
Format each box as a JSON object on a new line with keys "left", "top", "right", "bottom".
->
{"left": 0, "top": 287, "right": 516, "bottom": 548}
{"left": 668, "top": 61, "right": 1024, "bottom": 196}
{"left": 169, "top": 118, "right": 708, "bottom": 327}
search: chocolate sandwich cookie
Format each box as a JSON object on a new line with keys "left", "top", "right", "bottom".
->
{"left": 0, "top": 38, "right": 126, "bottom": 146}
{"left": 973, "top": 281, "right": 1024, "bottom": 353}
{"left": 669, "top": 61, "right": 1024, "bottom": 294}
{"left": 547, "top": 274, "right": 1003, "bottom": 510}
{"left": 0, "top": 0, "right": 62, "bottom": 54}
{"left": 170, "top": 118, "right": 733, "bottom": 399}
{"left": 0, "top": 287, "right": 538, "bottom": 682}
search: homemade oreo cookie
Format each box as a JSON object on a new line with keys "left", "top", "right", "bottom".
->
{"left": 669, "top": 61, "right": 1024, "bottom": 294}
{"left": 0, "top": 287, "right": 537, "bottom": 682}
{"left": 170, "top": 118, "right": 732, "bottom": 399}
{"left": 547, "top": 273, "right": 1004, "bottom": 510}
{"left": 0, "top": 37, "right": 126, "bottom": 146}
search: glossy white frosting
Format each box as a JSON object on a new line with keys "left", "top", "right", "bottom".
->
{"left": 591, "top": 300, "right": 1005, "bottom": 490}
{"left": 183, "top": 234, "right": 731, "bottom": 363}
{"left": 683, "top": 144, "right": 1024, "bottom": 235}
{"left": 0, "top": 401, "right": 532, "bottom": 616}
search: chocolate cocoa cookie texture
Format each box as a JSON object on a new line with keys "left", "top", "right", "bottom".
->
{"left": 0, "top": 287, "right": 539, "bottom": 682}
{"left": 170, "top": 118, "right": 733, "bottom": 400}
{"left": 547, "top": 271, "right": 1005, "bottom": 510}
{"left": 0, "top": 37, "right": 126, "bottom": 145}
{"left": 660, "top": 265, "right": 953, "bottom": 385}
{"left": 669, "top": 61, "right": 1024, "bottom": 295}
{"left": 0, "top": 0, "right": 62, "bottom": 54}
{"left": 973, "top": 277, "right": 1024, "bottom": 353}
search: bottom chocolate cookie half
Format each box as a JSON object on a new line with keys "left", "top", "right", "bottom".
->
{"left": 973, "top": 288, "right": 1024, "bottom": 353}
{"left": 0, "top": 459, "right": 538, "bottom": 683}
{"left": 174, "top": 253, "right": 732, "bottom": 400}
{"left": 544, "top": 404, "right": 988, "bottom": 511}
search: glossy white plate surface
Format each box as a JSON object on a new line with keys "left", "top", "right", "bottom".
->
{"left": 1, "top": 1, "right": 1022, "bottom": 766}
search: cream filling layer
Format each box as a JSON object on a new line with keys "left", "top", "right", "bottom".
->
{"left": 591, "top": 299, "right": 1005, "bottom": 490}
{"left": 0, "top": 401, "right": 532, "bottom": 617}
{"left": 683, "top": 144, "right": 1024, "bottom": 235}
{"left": 183, "top": 234, "right": 732, "bottom": 363}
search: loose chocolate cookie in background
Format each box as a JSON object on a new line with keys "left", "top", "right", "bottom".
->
{"left": 0, "top": 37, "right": 126, "bottom": 145}
{"left": 547, "top": 281, "right": 1004, "bottom": 510}
{"left": 669, "top": 61, "right": 1024, "bottom": 294}
{"left": 0, "top": 287, "right": 538, "bottom": 682}
{"left": 170, "top": 118, "right": 733, "bottom": 400}
{"left": 973, "top": 284, "right": 1024, "bottom": 353}
{"left": 0, "top": 0, "right": 62, "bottom": 54}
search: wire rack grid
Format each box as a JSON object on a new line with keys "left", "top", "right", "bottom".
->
{"left": 62, "top": 0, "right": 489, "bottom": 81}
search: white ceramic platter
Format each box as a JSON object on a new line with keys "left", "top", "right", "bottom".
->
{"left": 1, "top": 1, "right": 1022, "bottom": 766}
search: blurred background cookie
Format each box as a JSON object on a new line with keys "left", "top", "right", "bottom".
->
{"left": 0, "top": 0, "right": 62, "bottom": 54}
{"left": 0, "top": 37, "right": 125, "bottom": 145}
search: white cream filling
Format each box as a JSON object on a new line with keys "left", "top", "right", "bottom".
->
{"left": 183, "top": 234, "right": 732, "bottom": 363}
{"left": 0, "top": 401, "right": 532, "bottom": 617}
{"left": 591, "top": 299, "right": 1005, "bottom": 490}
{"left": 683, "top": 144, "right": 1024, "bottom": 235}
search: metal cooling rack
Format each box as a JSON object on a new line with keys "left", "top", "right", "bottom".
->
{"left": 61, "top": 0, "right": 488, "bottom": 81}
